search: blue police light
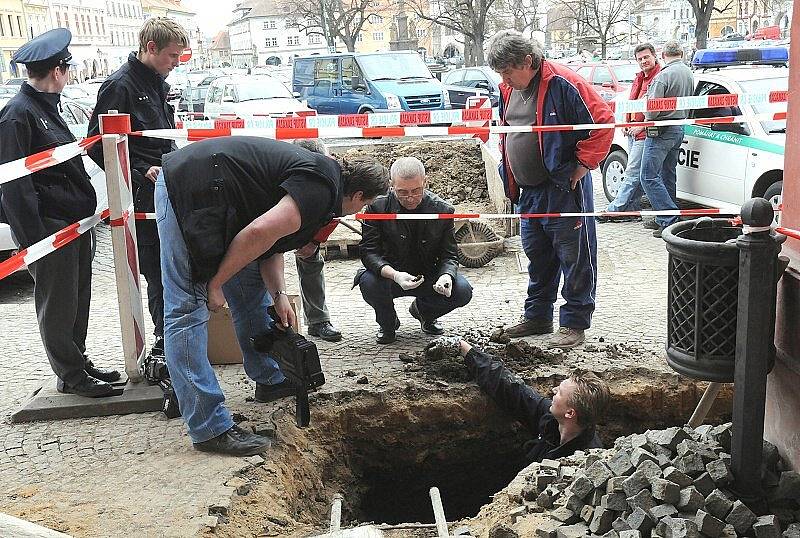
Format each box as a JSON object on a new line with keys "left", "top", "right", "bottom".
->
{"left": 693, "top": 47, "right": 789, "bottom": 68}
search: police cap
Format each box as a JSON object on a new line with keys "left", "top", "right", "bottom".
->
{"left": 12, "top": 28, "right": 80, "bottom": 68}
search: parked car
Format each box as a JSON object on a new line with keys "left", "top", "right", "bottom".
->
{"left": 293, "top": 51, "right": 451, "bottom": 115}
{"left": 748, "top": 25, "right": 781, "bottom": 40}
{"left": 441, "top": 66, "right": 501, "bottom": 108}
{"left": 0, "top": 98, "right": 106, "bottom": 271}
{"left": 177, "top": 85, "right": 210, "bottom": 119}
{"left": 567, "top": 60, "right": 640, "bottom": 101}
{"left": 78, "top": 77, "right": 106, "bottom": 102}
{"left": 204, "top": 74, "right": 312, "bottom": 119}
{"left": 62, "top": 84, "right": 96, "bottom": 109}
{"left": 601, "top": 47, "right": 786, "bottom": 218}
{"left": 2, "top": 78, "right": 25, "bottom": 87}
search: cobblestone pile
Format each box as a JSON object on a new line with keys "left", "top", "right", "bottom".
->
{"left": 505, "top": 424, "right": 800, "bottom": 537}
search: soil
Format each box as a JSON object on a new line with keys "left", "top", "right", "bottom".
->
{"left": 206, "top": 369, "right": 733, "bottom": 538}
{"left": 338, "top": 140, "right": 490, "bottom": 206}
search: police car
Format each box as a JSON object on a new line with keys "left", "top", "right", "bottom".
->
{"left": 601, "top": 47, "right": 787, "bottom": 215}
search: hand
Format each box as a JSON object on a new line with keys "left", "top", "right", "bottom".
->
{"left": 145, "top": 166, "right": 161, "bottom": 183}
{"left": 392, "top": 271, "right": 424, "bottom": 290}
{"left": 272, "top": 293, "right": 296, "bottom": 329}
{"left": 570, "top": 164, "right": 589, "bottom": 190}
{"left": 207, "top": 282, "right": 225, "bottom": 312}
{"left": 295, "top": 242, "right": 318, "bottom": 259}
{"left": 424, "top": 336, "right": 462, "bottom": 358}
{"left": 459, "top": 340, "right": 473, "bottom": 357}
{"left": 433, "top": 274, "right": 453, "bottom": 297}
{"left": 628, "top": 126, "right": 645, "bottom": 137}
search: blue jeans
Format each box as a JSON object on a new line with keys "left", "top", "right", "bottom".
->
{"left": 357, "top": 270, "right": 473, "bottom": 330}
{"left": 518, "top": 178, "right": 597, "bottom": 330}
{"left": 640, "top": 125, "right": 683, "bottom": 227}
{"left": 607, "top": 136, "right": 645, "bottom": 212}
{"left": 155, "top": 172, "right": 284, "bottom": 444}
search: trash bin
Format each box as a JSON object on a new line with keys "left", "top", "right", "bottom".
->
{"left": 662, "top": 218, "right": 745, "bottom": 383}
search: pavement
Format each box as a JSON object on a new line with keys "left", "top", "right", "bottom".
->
{"left": 0, "top": 172, "right": 677, "bottom": 537}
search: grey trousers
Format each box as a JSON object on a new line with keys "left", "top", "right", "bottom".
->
{"left": 27, "top": 221, "right": 92, "bottom": 386}
{"left": 295, "top": 248, "right": 329, "bottom": 326}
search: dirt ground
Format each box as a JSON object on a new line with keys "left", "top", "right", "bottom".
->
{"left": 339, "top": 140, "right": 490, "bottom": 206}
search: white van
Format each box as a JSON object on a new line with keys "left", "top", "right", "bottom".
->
{"left": 204, "top": 75, "right": 312, "bottom": 120}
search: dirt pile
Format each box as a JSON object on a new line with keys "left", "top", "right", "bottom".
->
{"left": 340, "top": 140, "right": 489, "bottom": 205}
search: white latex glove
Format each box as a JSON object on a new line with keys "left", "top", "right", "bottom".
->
{"left": 393, "top": 271, "right": 424, "bottom": 290}
{"left": 433, "top": 274, "right": 453, "bottom": 297}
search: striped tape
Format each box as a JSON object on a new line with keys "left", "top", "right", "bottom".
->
{"left": 0, "top": 135, "right": 101, "bottom": 187}
{"left": 138, "top": 111, "right": 787, "bottom": 142}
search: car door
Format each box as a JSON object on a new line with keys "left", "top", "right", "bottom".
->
{"left": 204, "top": 83, "right": 222, "bottom": 119}
{"left": 442, "top": 69, "right": 470, "bottom": 108}
{"left": 338, "top": 56, "right": 368, "bottom": 114}
{"left": 220, "top": 84, "right": 237, "bottom": 116}
{"left": 312, "top": 58, "right": 339, "bottom": 115}
{"left": 680, "top": 80, "right": 749, "bottom": 205}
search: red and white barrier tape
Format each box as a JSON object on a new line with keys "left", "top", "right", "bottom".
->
{"left": 0, "top": 207, "right": 109, "bottom": 280}
{"left": 137, "top": 111, "right": 787, "bottom": 142}
{"left": 0, "top": 135, "right": 101, "bottom": 187}
{"left": 173, "top": 92, "right": 788, "bottom": 131}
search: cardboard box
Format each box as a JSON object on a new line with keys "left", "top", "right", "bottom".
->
{"left": 208, "top": 294, "right": 301, "bottom": 365}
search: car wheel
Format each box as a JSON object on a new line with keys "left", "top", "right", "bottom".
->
{"left": 602, "top": 149, "right": 628, "bottom": 202}
{"left": 763, "top": 180, "right": 783, "bottom": 225}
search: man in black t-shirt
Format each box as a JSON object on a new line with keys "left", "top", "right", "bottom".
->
{"left": 155, "top": 137, "right": 389, "bottom": 456}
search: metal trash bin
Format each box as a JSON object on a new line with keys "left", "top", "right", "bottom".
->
{"left": 663, "top": 218, "right": 747, "bottom": 382}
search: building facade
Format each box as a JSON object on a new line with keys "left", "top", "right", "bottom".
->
{"left": 47, "top": 0, "right": 111, "bottom": 80}
{"left": 105, "top": 0, "right": 145, "bottom": 71}
{"left": 0, "top": 0, "right": 29, "bottom": 82}
{"left": 209, "top": 29, "right": 230, "bottom": 66}
{"left": 23, "top": 0, "right": 50, "bottom": 38}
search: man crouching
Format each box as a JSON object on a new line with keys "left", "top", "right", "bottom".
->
{"left": 356, "top": 157, "right": 473, "bottom": 344}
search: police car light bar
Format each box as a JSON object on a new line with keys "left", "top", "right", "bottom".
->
{"left": 693, "top": 47, "right": 789, "bottom": 68}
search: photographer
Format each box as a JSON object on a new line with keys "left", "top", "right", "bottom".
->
{"left": 156, "top": 137, "right": 389, "bottom": 456}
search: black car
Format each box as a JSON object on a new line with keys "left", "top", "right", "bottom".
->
{"left": 441, "top": 66, "right": 501, "bottom": 108}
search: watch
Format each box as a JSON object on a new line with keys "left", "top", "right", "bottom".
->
{"left": 273, "top": 290, "right": 287, "bottom": 299}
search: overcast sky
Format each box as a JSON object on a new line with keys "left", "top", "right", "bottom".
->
{"left": 184, "top": 0, "right": 235, "bottom": 37}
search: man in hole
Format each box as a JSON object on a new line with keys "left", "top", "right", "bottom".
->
{"left": 435, "top": 338, "right": 611, "bottom": 460}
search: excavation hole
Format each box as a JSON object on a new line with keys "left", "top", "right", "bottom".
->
{"left": 215, "top": 371, "right": 732, "bottom": 537}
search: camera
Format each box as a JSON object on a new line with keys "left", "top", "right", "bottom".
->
{"left": 159, "top": 379, "right": 181, "bottom": 419}
{"left": 143, "top": 353, "right": 170, "bottom": 384}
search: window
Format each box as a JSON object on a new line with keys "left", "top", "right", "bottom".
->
{"left": 287, "top": 35, "right": 299, "bottom": 45}
{"left": 293, "top": 58, "right": 315, "bottom": 85}
{"left": 0, "top": 16, "right": 5, "bottom": 37}
{"left": 313, "top": 58, "right": 338, "bottom": 84}
{"left": 416, "top": 28, "right": 426, "bottom": 37}
{"left": 372, "top": 31, "right": 383, "bottom": 40}
{"left": 341, "top": 56, "right": 364, "bottom": 89}
{"left": 263, "top": 20, "right": 277, "bottom": 29}
{"left": 309, "top": 34, "right": 322, "bottom": 44}
{"left": 266, "top": 37, "right": 277, "bottom": 47}
{"left": 56, "top": 12, "right": 61, "bottom": 28}
{"left": 357, "top": 32, "right": 363, "bottom": 42}
{"left": 443, "top": 69, "right": 465, "bottom": 84}
{"left": 96, "top": 16, "right": 100, "bottom": 34}
{"left": 591, "top": 67, "right": 613, "bottom": 85}
{"left": 368, "top": 14, "right": 383, "bottom": 24}
{"left": 17, "top": 16, "right": 22, "bottom": 36}
{"left": 691, "top": 81, "right": 748, "bottom": 134}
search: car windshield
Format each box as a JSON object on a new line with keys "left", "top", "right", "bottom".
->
{"left": 357, "top": 53, "right": 433, "bottom": 81}
{"left": 739, "top": 77, "right": 788, "bottom": 133}
{"left": 236, "top": 78, "right": 293, "bottom": 101}
{"left": 611, "top": 64, "right": 640, "bottom": 83}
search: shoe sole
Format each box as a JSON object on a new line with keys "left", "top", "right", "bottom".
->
{"left": 254, "top": 387, "right": 297, "bottom": 403}
{"left": 547, "top": 337, "right": 586, "bottom": 350}
{"left": 307, "top": 330, "right": 343, "bottom": 342}
{"left": 505, "top": 326, "right": 554, "bottom": 338}
{"left": 194, "top": 441, "right": 272, "bottom": 457}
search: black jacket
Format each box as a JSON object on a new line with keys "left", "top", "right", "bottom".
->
{"left": 359, "top": 191, "right": 459, "bottom": 280}
{"left": 87, "top": 52, "right": 177, "bottom": 244}
{"left": 465, "top": 348, "right": 602, "bottom": 462}
{"left": 0, "top": 83, "right": 96, "bottom": 248}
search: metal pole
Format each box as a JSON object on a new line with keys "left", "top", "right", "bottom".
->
{"left": 730, "top": 198, "right": 781, "bottom": 501}
{"left": 688, "top": 382, "right": 722, "bottom": 429}
{"left": 329, "top": 493, "right": 343, "bottom": 533}
{"left": 429, "top": 487, "right": 449, "bottom": 537}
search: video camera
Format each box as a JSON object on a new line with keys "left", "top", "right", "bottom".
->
{"left": 142, "top": 349, "right": 178, "bottom": 418}
{"left": 251, "top": 306, "right": 325, "bottom": 427}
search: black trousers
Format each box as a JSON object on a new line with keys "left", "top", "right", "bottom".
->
{"left": 138, "top": 241, "right": 164, "bottom": 339}
{"left": 27, "top": 221, "right": 92, "bottom": 385}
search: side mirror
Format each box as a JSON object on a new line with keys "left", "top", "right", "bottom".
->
{"left": 475, "top": 81, "right": 491, "bottom": 90}
{"left": 601, "top": 81, "right": 614, "bottom": 88}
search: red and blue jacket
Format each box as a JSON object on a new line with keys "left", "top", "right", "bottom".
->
{"left": 498, "top": 59, "right": 614, "bottom": 203}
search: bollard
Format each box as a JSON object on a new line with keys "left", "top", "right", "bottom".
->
{"left": 429, "top": 487, "right": 449, "bottom": 537}
{"left": 329, "top": 493, "right": 343, "bottom": 533}
{"left": 730, "top": 198, "right": 784, "bottom": 500}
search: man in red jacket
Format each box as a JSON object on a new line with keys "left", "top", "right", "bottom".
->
{"left": 598, "top": 43, "right": 662, "bottom": 226}
{"left": 490, "top": 30, "right": 613, "bottom": 349}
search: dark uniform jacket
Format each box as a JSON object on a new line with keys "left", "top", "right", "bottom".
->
{"left": 87, "top": 52, "right": 177, "bottom": 244}
{"left": 162, "top": 137, "right": 342, "bottom": 282}
{"left": 465, "top": 347, "right": 603, "bottom": 462}
{"left": 0, "top": 83, "right": 96, "bottom": 248}
{"left": 359, "top": 191, "right": 459, "bottom": 280}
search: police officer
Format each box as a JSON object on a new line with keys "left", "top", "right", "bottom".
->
{"left": 0, "top": 28, "right": 119, "bottom": 397}
{"left": 88, "top": 18, "right": 189, "bottom": 357}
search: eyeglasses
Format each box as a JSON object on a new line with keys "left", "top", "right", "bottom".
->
{"left": 394, "top": 187, "right": 424, "bottom": 199}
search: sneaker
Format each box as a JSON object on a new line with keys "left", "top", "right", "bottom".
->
{"left": 376, "top": 318, "right": 401, "bottom": 344}
{"left": 84, "top": 358, "right": 121, "bottom": 383}
{"left": 193, "top": 426, "right": 271, "bottom": 456}
{"left": 408, "top": 300, "right": 444, "bottom": 335}
{"left": 504, "top": 317, "right": 554, "bottom": 338}
{"left": 255, "top": 380, "right": 298, "bottom": 403}
{"left": 596, "top": 215, "right": 642, "bottom": 223}
{"left": 307, "top": 321, "right": 343, "bottom": 342}
{"left": 642, "top": 219, "right": 659, "bottom": 230}
{"left": 547, "top": 327, "right": 585, "bottom": 349}
{"left": 653, "top": 226, "right": 665, "bottom": 238}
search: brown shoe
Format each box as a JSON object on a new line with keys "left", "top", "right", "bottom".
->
{"left": 504, "top": 318, "right": 554, "bottom": 338}
{"left": 548, "top": 327, "right": 585, "bottom": 349}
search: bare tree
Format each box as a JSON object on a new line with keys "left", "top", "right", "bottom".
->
{"left": 285, "top": 0, "right": 376, "bottom": 52}
{"left": 492, "top": 0, "right": 544, "bottom": 34}
{"left": 686, "top": 0, "right": 734, "bottom": 49}
{"left": 552, "top": 0, "right": 629, "bottom": 57}
{"left": 407, "top": 0, "right": 497, "bottom": 66}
